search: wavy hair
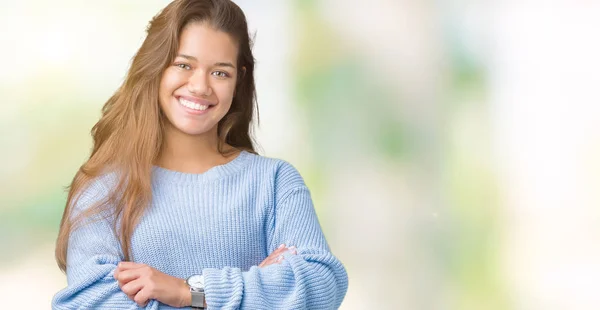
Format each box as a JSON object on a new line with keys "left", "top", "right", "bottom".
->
{"left": 56, "top": 0, "right": 257, "bottom": 272}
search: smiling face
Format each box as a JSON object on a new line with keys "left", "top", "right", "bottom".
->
{"left": 159, "top": 22, "right": 239, "bottom": 139}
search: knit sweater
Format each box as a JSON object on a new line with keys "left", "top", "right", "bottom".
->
{"left": 52, "top": 151, "right": 348, "bottom": 309}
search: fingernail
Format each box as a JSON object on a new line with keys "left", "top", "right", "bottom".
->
{"left": 288, "top": 246, "right": 296, "bottom": 252}
{"left": 278, "top": 244, "right": 285, "bottom": 249}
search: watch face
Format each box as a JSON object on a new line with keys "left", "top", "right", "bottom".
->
{"left": 187, "top": 275, "right": 204, "bottom": 288}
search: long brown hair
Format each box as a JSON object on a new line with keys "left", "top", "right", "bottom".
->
{"left": 55, "top": 0, "right": 258, "bottom": 272}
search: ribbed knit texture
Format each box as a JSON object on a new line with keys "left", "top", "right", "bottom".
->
{"left": 52, "top": 151, "right": 348, "bottom": 310}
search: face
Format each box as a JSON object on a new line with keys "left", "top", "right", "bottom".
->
{"left": 159, "top": 22, "right": 239, "bottom": 138}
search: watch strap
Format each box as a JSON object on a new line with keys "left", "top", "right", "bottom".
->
{"left": 191, "top": 290, "right": 205, "bottom": 309}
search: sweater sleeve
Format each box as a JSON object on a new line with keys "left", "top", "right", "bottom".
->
{"left": 201, "top": 163, "right": 349, "bottom": 309}
{"left": 51, "top": 177, "right": 159, "bottom": 310}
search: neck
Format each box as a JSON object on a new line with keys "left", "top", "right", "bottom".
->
{"left": 156, "top": 126, "right": 239, "bottom": 174}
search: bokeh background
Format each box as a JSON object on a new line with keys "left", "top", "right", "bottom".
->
{"left": 1, "top": 0, "right": 599, "bottom": 309}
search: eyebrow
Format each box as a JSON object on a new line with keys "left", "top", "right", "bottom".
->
{"left": 176, "top": 54, "right": 236, "bottom": 69}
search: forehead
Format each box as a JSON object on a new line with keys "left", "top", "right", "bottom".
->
{"left": 178, "top": 22, "right": 238, "bottom": 63}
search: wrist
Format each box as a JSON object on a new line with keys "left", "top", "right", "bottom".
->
{"left": 180, "top": 279, "right": 192, "bottom": 307}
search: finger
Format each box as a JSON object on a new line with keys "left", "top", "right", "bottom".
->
{"left": 259, "top": 256, "right": 276, "bottom": 267}
{"left": 259, "top": 244, "right": 286, "bottom": 267}
{"left": 270, "top": 245, "right": 294, "bottom": 258}
{"left": 261, "top": 252, "right": 286, "bottom": 267}
{"left": 267, "top": 243, "right": 285, "bottom": 255}
{"left": 266, "top": 254, "right": 284, "bottom": 266}
{"left": 116, "top": 269, "right": 142, "bottom": 287}
{"left": 260, "top": 244, "right": 300, "bottom": 267}
{"left": 121, "top": 278, "right": 144, "bottom": 297}
{"left": 274, "top": 243, "right": 288, "bottom": 253}
{"left": 117, "top": 262, "right": 146, "bottom": 271}
{"left": 264, "top": 249, "right": 284, "bottom": 264}
{"left": 134, "top": 287, "right": 151, "bottom": 307}
{"left": 259, "top": 255, "right": 277, "bottom": 267}
{"left": 269, "top": 245, "right": 288, "bottom": 258}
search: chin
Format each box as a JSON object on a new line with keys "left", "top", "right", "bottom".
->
{"left": 174, "top": 123, "right": 217, "bottom": 137}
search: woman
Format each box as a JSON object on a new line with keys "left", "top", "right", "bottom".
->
{"left": 52, "top": 0, "right": 348, "bottom": 309}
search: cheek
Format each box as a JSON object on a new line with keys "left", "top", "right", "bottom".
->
{"left": 214, "top": 82, "right": 237, "bottom": 105}
{"left": 160, "top": 70, "right": 185, "bottom": 98}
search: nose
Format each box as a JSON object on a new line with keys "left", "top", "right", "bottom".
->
{"left": 187, "top": 70, "right": 212, "bottom": 97}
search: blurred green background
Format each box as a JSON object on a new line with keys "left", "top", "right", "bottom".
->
{"left": 1, "top": 1, "right": 600, "bottom": 309}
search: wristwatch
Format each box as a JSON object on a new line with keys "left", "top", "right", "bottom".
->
{"left": 186, "top": 274, "right": 206, "bottom": 309}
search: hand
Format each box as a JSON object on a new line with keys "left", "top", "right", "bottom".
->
{"left": 114, "top": 262, "right": 190, "bottom": 308}
{"left": 259, "top": 244, "right": 297, "bottom": 268}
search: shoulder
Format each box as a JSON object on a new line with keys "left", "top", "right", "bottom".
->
{"left": 83, "top": 171, "right": 120, "bottom": 196}
{"left": 244, "top": 151, "right": 308, "bottom": 196}
{"left": 70, "top": 170, "right": 121, "bottom": 216}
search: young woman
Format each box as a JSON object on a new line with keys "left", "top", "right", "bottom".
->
{"left": 51, "top": 0, "right": 348, "bottom": 309}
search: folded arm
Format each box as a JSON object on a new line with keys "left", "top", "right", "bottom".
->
{"left": 202, "top": 184, "right": 349, "bottom": 309}
{"left": 52, "top": 181, "right": 159, "bottom": 310}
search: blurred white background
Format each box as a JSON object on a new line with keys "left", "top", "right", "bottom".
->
{"left": 0, "top": 0, "right": 599, "bottom": 309}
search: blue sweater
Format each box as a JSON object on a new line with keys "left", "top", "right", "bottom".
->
{"left": 52, "top": 151, "right": 348, "bottom": 309}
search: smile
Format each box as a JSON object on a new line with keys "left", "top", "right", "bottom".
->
{"left": 179, "top": 97, "right": 210, "bottom": 111}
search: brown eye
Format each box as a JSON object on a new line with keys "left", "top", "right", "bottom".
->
{"left": 212, "top": 71, "right": 229, "bottom": 78}
{"left": 176, "top": 63, "right": 192, "bottom": 70}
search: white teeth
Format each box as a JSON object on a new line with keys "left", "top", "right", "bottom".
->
{"left": 179, "top": 98, "right": 209, "bottom": 111}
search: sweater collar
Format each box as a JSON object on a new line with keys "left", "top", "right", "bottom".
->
{"left": 151, "top": 150, "right": 251, "bottom": 184}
